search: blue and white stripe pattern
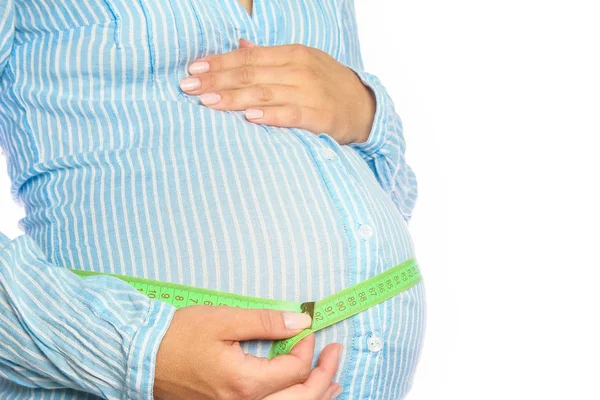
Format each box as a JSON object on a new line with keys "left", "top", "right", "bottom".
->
{"left": 0, "top": 0, "right": 424, "bottom": 399}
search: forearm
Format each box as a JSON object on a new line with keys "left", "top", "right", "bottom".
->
{"left": 0, "top": 232, "right": 175, "bottom": 399}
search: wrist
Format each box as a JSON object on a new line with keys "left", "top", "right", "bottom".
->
{"left": 345, "top": 67, "right": 376, "bottom": 145}
{"left": 353, "top": 83, "right": 376, "bottom": 144}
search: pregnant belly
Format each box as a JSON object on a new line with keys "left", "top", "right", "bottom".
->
{"left": 18, "top": 108, "right": 424, "bottom": 399}
{"left": 30, "top": 113, "right": 413, "bottom": 301}
{"left": 33, "top": 142, "right": 424, "bottom": 399}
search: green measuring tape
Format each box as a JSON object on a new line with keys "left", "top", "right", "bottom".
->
{"left": 70, "top": 258, "right": 421, "bottom": 359}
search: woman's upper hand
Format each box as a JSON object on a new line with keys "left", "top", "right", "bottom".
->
{"left": 153, "top": 305, "right": 343, "bottom": 400}
{"left": 179, "top": 39, "right": 376, "bottom": 146}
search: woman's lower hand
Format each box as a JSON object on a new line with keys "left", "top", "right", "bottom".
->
{"left": 179, "top": 39, "right": 376, "bottom": 146}
{"left": 153, "top": 305, "right": 343, "bottom": 400}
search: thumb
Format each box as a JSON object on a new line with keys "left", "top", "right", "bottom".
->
{"left": 225, "top": 308, "right": 312, "bottom": 341}
{"left": 239, "top": 37, "right": 258, "bottom": 48}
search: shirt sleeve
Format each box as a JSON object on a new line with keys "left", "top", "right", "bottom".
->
{"left": 0, "top": 0, "right": 15, "bottom": 78}
{"left": 340, "top": 0, "right": 418, "bottom": 222}
{"left": 0, "top": 231, "right": 176, "bottom": 399}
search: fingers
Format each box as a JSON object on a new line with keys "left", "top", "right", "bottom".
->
{"left": 321, "top": 382, "right": 344, "bottom": 400}
{"left": 239, "top": 38, "right": 258, "bottom": 48}
{"left": 287, "top": 330, "right": 316, "bottom": 366}
{"left": 263, "top": 342, "right": 343, "bottom": 400}
{"left": 180, "top": 44, "right": 320, "bottom": 95}
{"left": 300, "top": 343, "right": 343, "bottom": 392}
{"left": 194, "top": 85, "right": 310, "bottom": 112}
{"left": 244, "top": 104, "right": 336, "bottom": 135}
{"left": 224, "top": 308, "right": 312, "bottom": 341}
{"left": 180, "top": 65, "right": 293, "bottom": 95}
{"left": 189, "top": 44, "right": 302, "bottom": 73}
{"left": 241, "top": 333, "right": 317, "bottom": 396}
{"left": 181, "top": 62, "right": 315, "bottom": 96}
{"left": 209, "top": 309, "right": 315, "bottom": 398}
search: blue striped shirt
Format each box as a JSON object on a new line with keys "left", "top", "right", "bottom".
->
{"left": 0, "top": 0, "right": 424, "bottom": 399}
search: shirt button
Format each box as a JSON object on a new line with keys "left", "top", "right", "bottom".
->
{"left": 321, "top": 148, "right": 337, "bottom": 161}
{"left": 367, "top": 336, "right": 384, "bottom": 353}
{"left": 358, "top": 224, "right": 374, "bottom": 240}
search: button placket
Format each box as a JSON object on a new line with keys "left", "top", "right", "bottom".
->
{"left": 291, "top": 131, "right": 385, "bottom": 390}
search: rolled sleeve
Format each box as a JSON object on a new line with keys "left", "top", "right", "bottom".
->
{"left": 347, "top": 68, "right": 418, "bottom": 221}
{"left": 347, "top": 69, "right": 392, "bottom": 160}
{"left": 124, "top": 296, "right": 175, "bottom": 400}
{"left": 0, "top": 232, "right": 176, "bottom": 399}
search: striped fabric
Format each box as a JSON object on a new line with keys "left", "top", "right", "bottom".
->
{"left": 0, "top": 0, "right": 424, "bottom": 399}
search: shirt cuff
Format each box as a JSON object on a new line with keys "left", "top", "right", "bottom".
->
{"left": 124, "top": 299, "right": 176, "bottom": 400}
{"left": 347, "top": 68, "right": 391, "bottom": 160}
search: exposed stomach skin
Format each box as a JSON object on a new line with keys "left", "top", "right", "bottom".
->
{"left": 19, "top": 107, "right": 425, "bottom": 400}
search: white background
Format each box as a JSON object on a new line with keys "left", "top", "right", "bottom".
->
{"left": 354, "top": 0, "right": 600, "bottom": 399}
{"left": 2, "top": 0, "right": 600, "bottom": 399}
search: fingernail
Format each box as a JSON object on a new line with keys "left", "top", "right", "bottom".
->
{"left": 200, "top": 93, "right": 221, "bottom": 105}
{"left": 189, "top": 61, "right": 210, "bottom": 74}
{"left": 332, "top": 387, "right": 343, "bottom": 399}
{"left": 245, "top": 108, "right": 264, "bottom": 120}
{"left": 179, "top": 77, "right": 200, "bottom": 91}
{"left": 283, "top": 312, "right": 312, "bottom": 330}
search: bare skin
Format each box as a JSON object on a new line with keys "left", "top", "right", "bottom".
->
{"left": 179, "top": 39, "right": 376, "bottom": 146}
{"left": 238, "top": 0, "right": 254, "bottom": 16}
{"left": 154, "top": 306, "right": 343, "bottom": 400}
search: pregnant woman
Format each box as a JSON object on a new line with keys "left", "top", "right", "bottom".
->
{"left": 0, "top": 0, "right": 424, "bottom": 399}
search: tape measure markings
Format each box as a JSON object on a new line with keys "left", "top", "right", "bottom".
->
{"left": 72, "top": 269, "right": 304, "bottom": 313}
{"left": 268, "top": 259, "right": 420, "bottom": 358}
{"left": 70, "top": 258, "right": 421, "bottom": 359}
